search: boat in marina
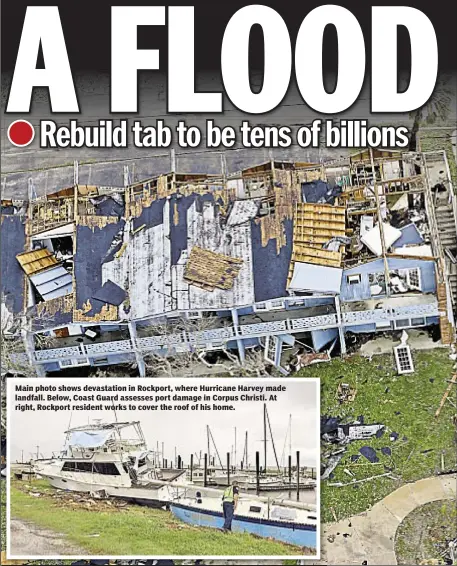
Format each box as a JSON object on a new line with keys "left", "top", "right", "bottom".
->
{"left": 33, "top": 421, "right": 186, "bottom": 507}
{"left": 170, "top": 493, "right": 317, "bottom": 549}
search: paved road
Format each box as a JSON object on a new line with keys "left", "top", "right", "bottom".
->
{"left": 9, "top": 517, "right": 85, "bottom": 557}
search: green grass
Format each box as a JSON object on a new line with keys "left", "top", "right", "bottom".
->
{"left": 297, "top": 349, "right": 456, "bottom": 522}
{"left": 395, "top": 500, "right": 456, "bottom": 565}
{"left": 10, "top": 480, "right": 304, "bottom": 557}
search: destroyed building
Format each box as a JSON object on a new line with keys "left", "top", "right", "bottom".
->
{"left": 1, "top": 149, "right": 456, "bottom": 375}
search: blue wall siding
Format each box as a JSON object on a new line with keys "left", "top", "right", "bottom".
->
{"left": 341, "top": 258, "right": 436, "bottom": 302}
{"left": 312, "top": 328, "right": 338, "bottom": 350}
{"left": 344, "top": 323, "right": 377, "bottom": 333}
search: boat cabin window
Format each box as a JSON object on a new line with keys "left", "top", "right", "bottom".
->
{"left": 62, "top": 461, "right": 93, "bottom": 472}
{"left": 93, "top": 462, "right": 121, "bottom": 475}
{"left": 249, "top": 506, "right": 262, "bottom": 513}
{"left": 61, "top": 461, "right": 120, "bottom": 475}
{"left": 308, "top": 515, "right": 317, "bottom": 520}
{"left": 137, "top": 458, "right": 146, "bottom": 467}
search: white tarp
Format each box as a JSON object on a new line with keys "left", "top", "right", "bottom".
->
{"left": 289, "top": 262, "right": 343, "bottom": 294}
{"left": 66, "top": 430, "right": 115, "bottom": 449}
{"left": 361, "top": 223, "right": 402, "bottom": 256}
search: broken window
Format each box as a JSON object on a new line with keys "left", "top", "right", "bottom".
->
{"left": 390, "top": 267, "right": 422, "bottom": 294}
{"left": 347, "top": 274, "right": 361, "bottom": 285}
{"left": 394, "top": 344, "right": 415, "bottom": 374}
{"left": 368, "top": 272, "right": 386, "bottom": 295}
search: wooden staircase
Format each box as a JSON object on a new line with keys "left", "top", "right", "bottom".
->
{"left": 437, "top": 281, "right": 455, "bottom": 345}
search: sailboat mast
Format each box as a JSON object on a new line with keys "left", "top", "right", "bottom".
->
{"left": 234, "top": 427, "right": 237, "bottom": 468}
{"left": 246, "top": 430, "right": 248, "bottom": 469}
{"left": 289, "top": 414, "right": 292, "bottom": 458}
{"left": 207, "top": 425, "right": 210, "bottom": 465}
{"left": 263, "top": 403, "right": 267, "bottom": 473}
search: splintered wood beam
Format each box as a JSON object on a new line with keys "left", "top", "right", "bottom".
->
{"left": 435, "top": 374, "right": 457, "bottom": 418}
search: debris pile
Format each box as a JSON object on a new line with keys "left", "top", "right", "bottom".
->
{"left": 321, "top": 415, "right": 401, "bottom": 485}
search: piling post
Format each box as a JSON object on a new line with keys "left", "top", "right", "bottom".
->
{"left": 296, "top": 451, "right": 300, "bottom": 501}
{"left": 204, "top": 453, "right": 208, "bottom": 488}
{"left": 288, "top": 454, "right": 292, "bottom": 490}
{"left": 178, "top": 455, "right": 182, "bottom": 469}
{"left": 255, "top": 451, "right": 260, "bottom": 496}
{"left": 227, "top": 452, "right": 230, "bottom": 486}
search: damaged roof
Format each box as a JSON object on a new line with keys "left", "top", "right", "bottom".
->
{"left": 16, "top": 248, "right": 59, "bottom": 276}
{"left": 184, "top": 246, "right": 244, "bottom": 291}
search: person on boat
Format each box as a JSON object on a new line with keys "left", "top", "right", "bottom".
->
{"left": 222, "top": 480, "right": 239, "bottom": 532}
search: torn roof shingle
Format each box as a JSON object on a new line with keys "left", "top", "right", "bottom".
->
{"left": 92, "top": 280, "right": 127, "bottom": 306}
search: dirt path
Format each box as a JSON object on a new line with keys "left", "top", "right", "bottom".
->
{"left": 10, "top": 517, "right": 86, "bottom": 557}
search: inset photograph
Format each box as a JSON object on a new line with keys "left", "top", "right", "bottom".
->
{"left": 7, "top": 377, "right": 319, "bottom": 560}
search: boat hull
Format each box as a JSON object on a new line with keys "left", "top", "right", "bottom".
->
{"left": 171, "top": 502, "right": 316, "bottom": 549}
{"left": 42, "top": 474, "right": 168, "bottom": 507}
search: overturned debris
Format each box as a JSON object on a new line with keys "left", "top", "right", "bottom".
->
{"left": 337, "top": 383, "right": 357, "bottom": 403}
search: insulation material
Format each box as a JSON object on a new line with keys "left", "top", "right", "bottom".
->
{"left": 289, "top": 262, "right": 343, "bottom": 294}
{"left": 361, "top": 223, "right": 402, "bottom": 256}
{"left": 184, "top": 246, "right": 244, "bottom": 291}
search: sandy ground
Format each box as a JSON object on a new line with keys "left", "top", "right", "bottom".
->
{"left": 10, "top": 517, "right": 86, "bottom": 557}
{"left": 360, "top": 329, "right": 446, "bottom": 356}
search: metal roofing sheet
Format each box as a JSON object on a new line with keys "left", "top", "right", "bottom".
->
{"left": 289, "top": 262, "right": 343, "bottom": 294}
{"left": 30, "top": 265, "right": 73, "bottom": 300}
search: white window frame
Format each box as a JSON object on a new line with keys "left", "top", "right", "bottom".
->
{"left": 394, "top": 344, "right": 415, "bottom": 374}
{"left": 406, "top": 267, "right": 422, "bottom": 291}
{"left": 398, "top": 267, "right": 422, "bottom": 291}
{"left": 347, "top": 274, "right": 362, "bottom": 285}
{"left": 59, "top": 357, "right": 90, "bottom": 369}
{"left": 254, "top": 302, "right": 268, "bottom": 312}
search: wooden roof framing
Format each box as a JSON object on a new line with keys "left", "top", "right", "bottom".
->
{"left": 288, "top": 203, "right": 346, "bottom": 282}
{"left": 16, "top": 248, "right": 59, "bottom": 276}
{"left": 184, "top": 246, "right": 243, "bottom": 291}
